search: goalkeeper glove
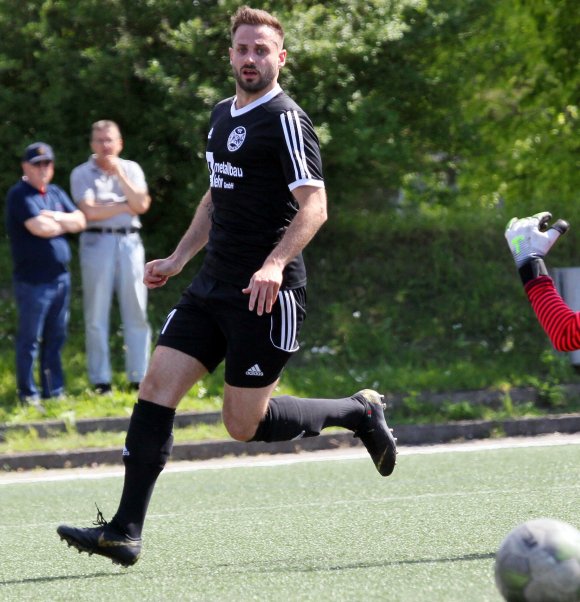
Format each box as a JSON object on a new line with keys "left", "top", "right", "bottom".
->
{"left": 505, "top": 211, "right": 569, "bottom": 284}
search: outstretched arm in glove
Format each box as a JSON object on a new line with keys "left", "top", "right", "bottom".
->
{"left": 505, "top": 212, "right": 580, "bottom": 351}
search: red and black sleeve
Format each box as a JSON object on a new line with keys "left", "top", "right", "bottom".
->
{"left": 525, "top": 275, "right": 580, "bottom": 352}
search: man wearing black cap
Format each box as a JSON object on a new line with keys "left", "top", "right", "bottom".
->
{"left": 5, "top": 142, "right": 86, "bottom": 408}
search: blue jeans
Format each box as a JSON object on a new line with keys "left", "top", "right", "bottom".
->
{"left": 14, "top": 272, "right": 71, "bottom": 400}
{"left": 80, "top": 232, "right": 151, "bottom": 385}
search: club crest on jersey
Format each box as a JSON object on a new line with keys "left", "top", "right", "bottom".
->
{"left": 227, "top": 126, "right": 246, "bottom": 152}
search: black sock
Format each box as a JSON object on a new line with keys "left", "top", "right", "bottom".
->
{"left": 111, "top": 399, "right": 175, "bottom": 539}
{"left": 250, "top": 394, "right": 365, "bottom": 442}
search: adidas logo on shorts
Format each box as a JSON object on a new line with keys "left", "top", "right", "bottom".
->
{"left": 245, "top": 364, "right": 264, "bottom": 377}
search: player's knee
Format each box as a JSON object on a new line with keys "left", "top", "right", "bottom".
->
{"left": 138, "top": 371, "right": 160, "bottom": 399}
{"left": 139, "top": 370, "right": 178, "bottom": 406}
{"left": 222, "top": 411, "right": 258, "bottom": 442}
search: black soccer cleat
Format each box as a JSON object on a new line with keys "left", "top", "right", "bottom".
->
{"left": 353, "top": 389, "right": 398, "bottom": 476}
{"left": 57, "top": 508, "right": 141, "bottom": 567}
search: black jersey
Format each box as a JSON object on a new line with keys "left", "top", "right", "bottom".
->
{"left": 201, "top": 84, "right": 325, "bottom": 288}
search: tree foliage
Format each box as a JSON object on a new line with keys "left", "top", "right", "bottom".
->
{"left": 419, "top": 0, "right": 580, "bottom": 214}
{"left": 0, "top": 0, "right": 578, "bottom": 250}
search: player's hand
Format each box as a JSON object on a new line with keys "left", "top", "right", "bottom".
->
{"left": 242, "top": 263, "right": 283, "bottom": 315}
{"left": 144, "top": 258, "right": 182, "bottom": 289}
{"left": 505, "top": 211, "right": 569, "bottom": 267}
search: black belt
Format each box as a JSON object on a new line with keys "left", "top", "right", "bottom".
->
{"left": 86, "top": 227, "right": 140, "bottom": 235}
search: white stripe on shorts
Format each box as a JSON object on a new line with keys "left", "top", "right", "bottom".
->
{"left": 161, "top": 308, "right": 177, "bottom": 335}
{"left": 272, "top": 290, "right": 299, "bottom": 352}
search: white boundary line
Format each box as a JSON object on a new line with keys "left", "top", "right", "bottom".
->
{"left": 2, "top": 433, "right": 580, "bottom": 486}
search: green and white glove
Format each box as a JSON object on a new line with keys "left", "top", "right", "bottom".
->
{"left": 505, "top": 212, "right": 569, "bottom": 268}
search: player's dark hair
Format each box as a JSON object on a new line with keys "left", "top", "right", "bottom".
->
{"left": 230, "top": 5, "right": 284, "bottom": 45}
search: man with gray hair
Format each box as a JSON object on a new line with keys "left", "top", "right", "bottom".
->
{"left": 70, "top": 120, "right": 152, "bottom": 394}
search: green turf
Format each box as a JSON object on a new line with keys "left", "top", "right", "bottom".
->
{"left": 1, "top": 442, "right": 580, "bottom": 601}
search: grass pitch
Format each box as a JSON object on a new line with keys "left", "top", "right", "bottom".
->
{"left": 1, "top": 439, "right": 580, "bottom": 601}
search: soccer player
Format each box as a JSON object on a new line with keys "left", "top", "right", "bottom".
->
{"left": 504, "top": 211, "right": 580, "bottom": 350}
{"left": 57, "top": 5, "right": 397, "bottom": 567}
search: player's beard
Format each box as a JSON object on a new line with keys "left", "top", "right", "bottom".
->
{"left": 232, "top": 63, "right": 277, "bottom": 93}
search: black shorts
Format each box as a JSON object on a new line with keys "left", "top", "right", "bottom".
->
{"left": 157, "top": 272, "right": 307, "bottom": 388}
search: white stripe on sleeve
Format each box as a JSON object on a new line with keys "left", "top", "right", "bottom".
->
{"left": 280, "top": 110, "right": 312, "bottom": 182}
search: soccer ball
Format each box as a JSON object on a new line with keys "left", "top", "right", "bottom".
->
{"left": 495, "top": 518, "right": 580, "bottom": 601}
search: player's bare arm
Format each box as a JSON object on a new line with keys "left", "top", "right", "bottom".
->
{"left": 144, "top": 190, "right": 214, "bottom": 289}
{"left": 243, "top": 185, "right": 327, "bottom": 315}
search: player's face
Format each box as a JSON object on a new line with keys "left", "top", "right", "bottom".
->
{"left": 229, "top": 24, "right": 286, "bottom": 97}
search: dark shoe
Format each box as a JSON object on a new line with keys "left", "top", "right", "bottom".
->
{"left": 94, "top": 383, "right": 112, "bottom": 395}
{"left": 57, "top": 508, "right": 141, "bottom": 567}
{"left": 353, "top": 389, "right": 397, "bottom": 476}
